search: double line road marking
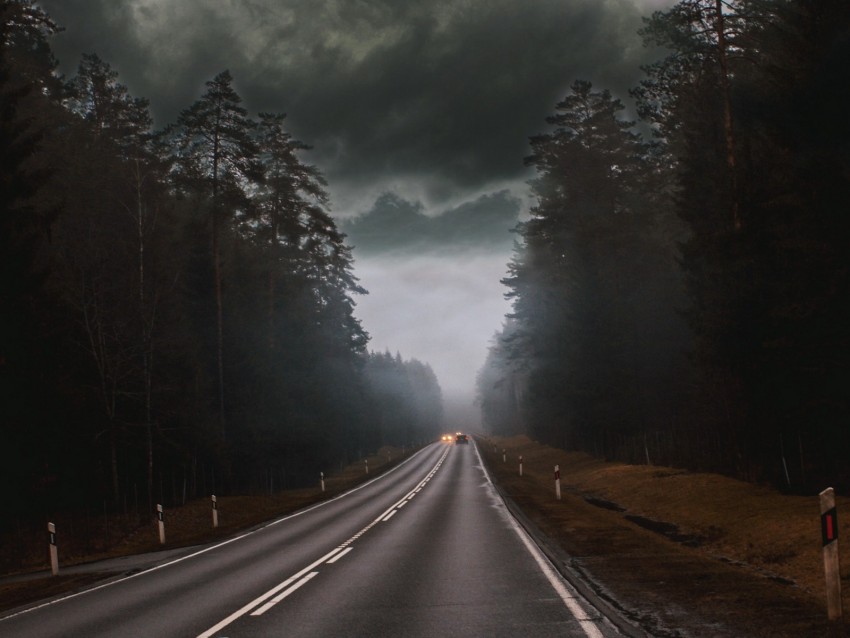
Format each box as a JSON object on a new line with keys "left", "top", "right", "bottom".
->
{"left": 197, "top": 447, "right": 450, "bottom": 637}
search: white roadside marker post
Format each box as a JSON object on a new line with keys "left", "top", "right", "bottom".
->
{"left": 365, "top": 459, "right": 369, "bottom": 474}
{"left": 320, "top": 472, "right": 325, "bottom": 492}
{"left": 47, "top": 522, "right": 58, "bottom": 576}
{"left": 502, "top": 449, "right": 506, "bottom": 463}
{"left": 819, "top": 487, "right": 842, "bottom": 626}
{"left": 211, "top": 495, "right": 218, "bottom": 528}
{"left": 156, "top": 503, "right": 165, "bottom": 545}
{"left": 555, "top": 465, "right": 561, "bottom": 500}
{"left": 519, "top": 455, "right": 523, "bottom": 477}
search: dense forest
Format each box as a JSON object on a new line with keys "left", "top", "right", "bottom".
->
{"left": 3, "top": 0, "right": 849, "bottom": 533}
{"left": 0, "top": 1, "right": 443, "bottom": 524}
{"left": 477, "top": 0, "right": 850, "bottom": 492}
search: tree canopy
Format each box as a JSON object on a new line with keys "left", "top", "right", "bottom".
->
{"left": 0, "top": 1, "right": 444, "bottom": 524}
{"left": 479, "top": 0, "right": 850, "bottom": 492}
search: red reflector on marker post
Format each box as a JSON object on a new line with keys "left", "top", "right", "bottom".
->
{"left": 819, "top": 487, "right": 842, "bottom": 624}
{"left": 822, "top": 508, "right": 837, "bottom": 546}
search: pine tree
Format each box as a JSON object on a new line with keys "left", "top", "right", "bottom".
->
{"left": 172, "top": 70, "right": 261, "bottom": 440}
{"left": 637, "top": 0, "right": 850, "bottom": 486}
{"left": 0, "top": 0, "right": 71, "bottom": 514}
{"left": 64, "top": 53, "right": 151, "bottom": 149}
{"left": 504, "top": 80, "right": 646, "bottom": 446}
{"left": 253, "top": 112, "right": 328, "bottom": 350}
{"left": 44, "top": 53, "right": 168, "bottom": 503}
{"left": 60, "top": 53, "right": 174, "bottom": 507}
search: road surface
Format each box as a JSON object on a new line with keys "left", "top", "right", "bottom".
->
{"left": 0, "top": 441, "right": 626, "bottom": 637}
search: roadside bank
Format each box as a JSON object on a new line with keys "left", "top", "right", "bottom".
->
{"left": 478, "top": 434, "right": 849, "bottom": 637}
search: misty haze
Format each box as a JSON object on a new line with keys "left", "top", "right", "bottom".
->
{"left": 2, "top": 0, "right": 849, "bottom": 636}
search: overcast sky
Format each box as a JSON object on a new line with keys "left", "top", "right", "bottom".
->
{"left": 37, "top": 0, "right": 675, "bottom": 425}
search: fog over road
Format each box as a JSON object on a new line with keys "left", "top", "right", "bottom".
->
{"left": 0, "top": 442, "right": 625, "bottom": 637}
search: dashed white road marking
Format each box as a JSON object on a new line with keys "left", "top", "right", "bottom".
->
{"left": 325, "top": 548, "right": 353, "bottom": 564}
{"left": 250, "top": 572, "right": 318, "bottom": 616}
{"left": 1, "top": 442, "right": 432, "bottom": 625}
{"left": 196, "top": 446, "right": 450, "bottom": 637}
{"left": 197, "top": 548, "right": 342, "bottom": 637}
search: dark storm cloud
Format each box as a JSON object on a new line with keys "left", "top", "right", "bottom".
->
{"left": 341, "top": 190, "right": 521, "bottom": 255}
{"left": 37, "top": 0, "right": 663, "bottom": 212}
{"left": 33, "top": 0, "right": 674, "bottom": 408}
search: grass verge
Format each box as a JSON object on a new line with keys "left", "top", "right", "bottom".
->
{"left": 479, "top": 434, "right": 849, "bottom": 636}
{"left": 0, "top": 446, "right": 410, "bottom": 613}
{"left": 3, "top": 436, "right": 849, "bottom": 636}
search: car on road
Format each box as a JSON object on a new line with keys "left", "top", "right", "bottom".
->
{"left": 456, "top": 433, "right": 468, "bottom": 444}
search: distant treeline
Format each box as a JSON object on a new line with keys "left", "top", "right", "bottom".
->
{"left": 0, "top": 1, "right": 442, "bottom": 522}
{"left": 477, "top": 0, "right": 850, "bottom": 492}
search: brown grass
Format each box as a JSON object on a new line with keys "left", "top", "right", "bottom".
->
{"left": 0, "top": 446, "right": 407, "bottom": 612}
{"left": 481, "top": 434, "right": 850, "bottom": 620}
{"left": 3, "top": 436, "right": 849, "bottom": 634}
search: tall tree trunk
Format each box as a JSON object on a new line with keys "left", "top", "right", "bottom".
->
{"left": 134, "top": 160, "right": 155, "bottom": 513}
{"left": 714, "top": 0, "right": 740, "bottom": 231}
{"left": 268, "top": 269, "right": 276, "bottom": 351}
{"left": 81, "top": 280, "right": 121, "bottom": 504}
{"left": 213, "top": 211, "right": 226, "bottom": 440}
{"left": 268, "top": 218, "right": 278, "bottom": 351}
{"left": 212, "top": 134, "right": 226, "bottom": 440}
{"left": 110, "top": 426, "right": 119, "bottom": 503}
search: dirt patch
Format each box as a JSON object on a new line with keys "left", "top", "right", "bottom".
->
{"left": 480, "top": 434, "right": 848, "bottom": 637}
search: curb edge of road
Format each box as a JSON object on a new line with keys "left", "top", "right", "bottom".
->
{"left": 487, "top": 476, "right": 651, "bottom": 638}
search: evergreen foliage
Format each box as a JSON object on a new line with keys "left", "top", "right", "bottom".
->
{"left": 479, "top": 0, "right": 850, "bottom": 492}
{"left": 0, "top": 1, "right": 443, "bottom": 523}
{"left": 363, "top": 352, "right": 444, "bottom": 447}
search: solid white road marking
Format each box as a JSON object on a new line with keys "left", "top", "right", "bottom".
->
{"left": 473, "top": 443, "right": 606, "bottom": 638}
{"left": 511, "top": 523, "right": 604, "bottom": 638}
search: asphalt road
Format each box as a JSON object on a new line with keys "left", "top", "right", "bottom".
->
{"left": 0, "top": 441, "right": 626, "bottom": 637}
